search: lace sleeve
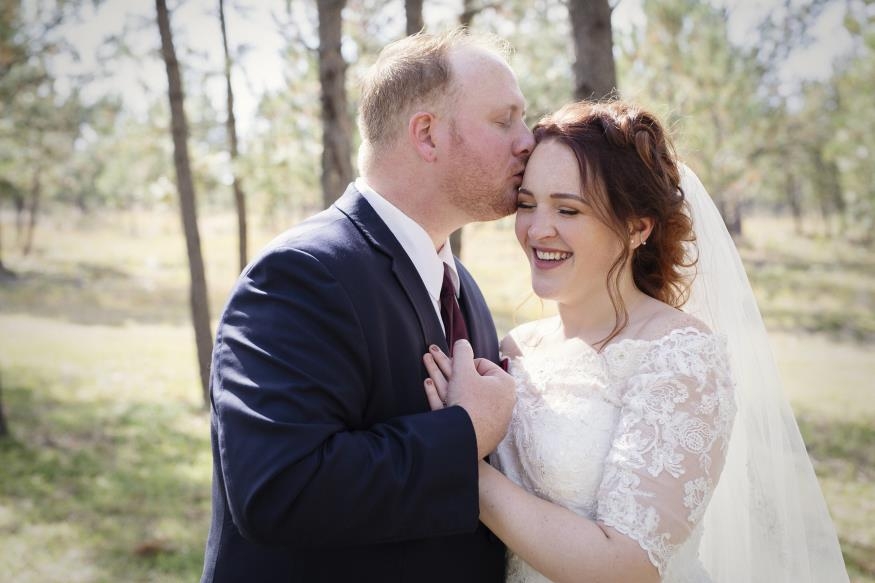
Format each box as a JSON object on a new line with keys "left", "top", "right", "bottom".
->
{"left": 596, "top": 331, "right": 736, "bottom": 574}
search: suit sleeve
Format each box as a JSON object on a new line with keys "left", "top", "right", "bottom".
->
{"left": 212, "top": 246, "right": 480, "bottom": 547}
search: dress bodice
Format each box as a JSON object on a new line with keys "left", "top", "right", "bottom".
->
{"left": 492, "top": 326, "right": 736, "bottom": 582}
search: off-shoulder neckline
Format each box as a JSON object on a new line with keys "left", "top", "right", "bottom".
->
{"left": 508, "top": 325, "right": 720, "bottom": 361}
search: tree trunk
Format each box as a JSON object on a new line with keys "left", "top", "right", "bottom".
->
{"left": 21, "top": 168, "right": 40, "bottom": 256}
{"left": 784, "top": 170, "right": 803, "bottom": 236}
{"left": 811, "top": 148, "right": 844, "bottom": 237}
{"left": 219, "top": 0, "right": 248, "bottom": 272}
{"left": 0, "top": 182, "right": 16, "bottom": 277}
{"left": 0, "top": 252, "right": 10, "bottom": 279}
{"left": 405, "top": 0, "right": 424, "bottom": 35}
{"left": 0, "top": 201, "right": 8, "bottom": 277}
{"left": 156, "top": 0, "right": 213, "bottom": 406}
{"left": 13, "top": 193, "right": 24, "bottom": 248}
{"left": 0, "top": 220, "right": 5, "bottom": 275}
{"left": 568, "top": 0, "right": 617, "bottom": 100}
{"left": 460, "top": 0, "right": 476, "bottom": 27}
{"left": 824, "top": 157, "right": 846, "bottom": 233}
{"left": 0, "top": 369, "right": 8, "bottom": 438}
{"left": 717, "top": 198, "right": 742, "bottom": 238}
{"left": 448, "top": 228, "right": 462, "bottom": 258}
{"left": 317, "top": 0, "right": 353, "bottom": 208}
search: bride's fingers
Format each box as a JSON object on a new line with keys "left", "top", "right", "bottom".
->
{"left": 428, "top": 345, "right": 454, "bottom": 378}
{"left": 423, "top": 379, "right": 444, "bottom": 411}
{"left": 422, "top": 353, "right": 449, "bottom": 401}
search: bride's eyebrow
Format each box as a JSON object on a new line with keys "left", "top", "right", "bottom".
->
{"left": 517, "top": 189, "right": 588, "bottom": 204}
{"left": 551, "top": 193, "right": 588, "bottom": 204}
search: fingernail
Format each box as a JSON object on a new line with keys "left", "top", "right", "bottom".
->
{"left": 425, "top": 378, "right": 433, "bottom": 386}
{"left": 430, "top": 345, "right": 440, "bottom": 352}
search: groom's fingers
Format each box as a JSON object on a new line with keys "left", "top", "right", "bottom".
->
{"left": 444, "top": 339, "right": 517, "bottom": 459}
{"left": 473, "top": 357, "right": 502, "bottom": 376}
{"left": 450, "top": 339, "right": 475, "bottom": 373}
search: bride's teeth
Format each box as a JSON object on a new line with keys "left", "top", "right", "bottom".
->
{"left": 535, "top": 250, "right": 571, "bottom": 261}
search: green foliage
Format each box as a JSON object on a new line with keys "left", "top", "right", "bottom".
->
{"left": 612, "top": 0, "right": 875, "bottom": 241}
{"left": 824, "top": 1, "right": 875, "bottom": 242}
{"left": 1, "top": 3, "right": 68, "bottom": 183}
{"left": 243, "top": 85, "right": 323, "bottom": 226}
{"left": 617, "top": 0, "right": 766, "bottom": 232}
{"left": 3, "top": 0, "right": 872, "bottom": 244}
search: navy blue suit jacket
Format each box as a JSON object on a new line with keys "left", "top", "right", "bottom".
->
{"left": 201, "top": 186, "right": 506, "bottom": 582}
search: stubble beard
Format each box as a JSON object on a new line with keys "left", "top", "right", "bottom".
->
{"left": 446, "top": 173, "right": 517, "bottom": 222}
{"left": 444, "top": 123, "right": 518, "bottom": 223}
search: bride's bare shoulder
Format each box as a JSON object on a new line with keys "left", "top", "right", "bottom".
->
{"left": 638, "top": 301, "right": 713, "bottom": 341}
{"left": 501, "top": 317, "right": 558, "bottom": 358}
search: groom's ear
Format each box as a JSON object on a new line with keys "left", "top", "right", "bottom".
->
{"left": 408, "top": 111, "right": 438, "bottom": 162}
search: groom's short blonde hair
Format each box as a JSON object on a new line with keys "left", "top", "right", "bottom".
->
{"left": 357, "top": 27, "right": 510, "bottom": 149}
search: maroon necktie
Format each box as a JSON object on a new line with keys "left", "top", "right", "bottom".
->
{"left": 440, "top": 263, "right": 469, "bottom": 355}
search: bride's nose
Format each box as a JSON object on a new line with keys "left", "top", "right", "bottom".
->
{"left": 527, "top": 212, "right": 557, "bottom": 240}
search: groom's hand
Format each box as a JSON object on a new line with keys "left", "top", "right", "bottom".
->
{"left": 426, "top": 340, "right": 516, "bottom": 459}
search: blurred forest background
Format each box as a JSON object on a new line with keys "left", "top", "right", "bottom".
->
{"left": 0, "top": 0, "right": 873, "bottom": 581}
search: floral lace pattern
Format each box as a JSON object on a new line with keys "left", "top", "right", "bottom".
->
{"left": 493, "top": 327, "right": 736, "bottom": 582}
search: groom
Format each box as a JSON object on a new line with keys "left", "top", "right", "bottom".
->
{"left": 200, "top": 28, "right": 534, "bottom": 583}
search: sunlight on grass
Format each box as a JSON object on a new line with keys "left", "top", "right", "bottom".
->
{"left": 1, "top": 209, "right": 873, "bottom": 581}
{"left": 0, "top": 314, "right": 211, "bottom": 582}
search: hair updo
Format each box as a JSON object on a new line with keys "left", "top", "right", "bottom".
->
{"left": 532, "top": 100, "right": 696, "bottom": 345}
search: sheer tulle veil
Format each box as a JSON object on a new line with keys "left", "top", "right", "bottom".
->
{"left": 679, "top": 165, "right": 849, "bottom": 582}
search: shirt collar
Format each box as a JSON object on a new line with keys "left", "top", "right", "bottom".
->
{"left": 356, "top": 178, "right": 459, "bottom": 299}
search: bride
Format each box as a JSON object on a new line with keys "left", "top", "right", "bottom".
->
{"left": 422, "top": 101, "right": 848, "bottom": 582}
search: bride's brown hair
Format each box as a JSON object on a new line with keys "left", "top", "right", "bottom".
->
{"left": 532, "top": 100, "right": 696, "bottom": 347}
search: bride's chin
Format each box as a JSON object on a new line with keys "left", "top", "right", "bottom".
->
{"left": 529, "top": 283, "right": 557, "bottom": 302}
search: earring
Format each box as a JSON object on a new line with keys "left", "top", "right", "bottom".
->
{"left": 641, "top": 239, "right": 647, "bottom": 246}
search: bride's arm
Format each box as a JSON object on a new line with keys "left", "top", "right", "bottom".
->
{"left": 423, "top": 336, "right": 734, "bottom": 582}
{"left": 477, "top": 461, "right": 659, "bottom": 583}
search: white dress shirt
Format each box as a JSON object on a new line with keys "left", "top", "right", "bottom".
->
{"left": 355, "top": 178, "right": 459, "bottom": 332}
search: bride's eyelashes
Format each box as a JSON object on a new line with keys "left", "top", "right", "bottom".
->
{"left": 514, "top": 200, "right": 581, "bottom": 217}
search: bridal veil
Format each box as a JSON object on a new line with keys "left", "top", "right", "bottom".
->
{"left": 679, "top": 166, "right": 849, "bottom": 582}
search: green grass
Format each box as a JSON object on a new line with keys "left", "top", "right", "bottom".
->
{"left": 0, "top": 209, "right": 873, "bottom": 581}
{"left": 0, "top": 317, "right": 210, "bottom": 582}
{"left": 740, "top": 216, "right": 875, "bottom": 342}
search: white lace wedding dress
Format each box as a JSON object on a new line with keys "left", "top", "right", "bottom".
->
{"left": 492, "top": 322, "right": 737, "bottom": 582}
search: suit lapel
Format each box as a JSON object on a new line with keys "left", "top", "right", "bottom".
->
{"left": 455, "top": 262, "right": 484, "bottom": 354}
{"left": 334, "top": 186, "right": 448, "bottom": 353}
